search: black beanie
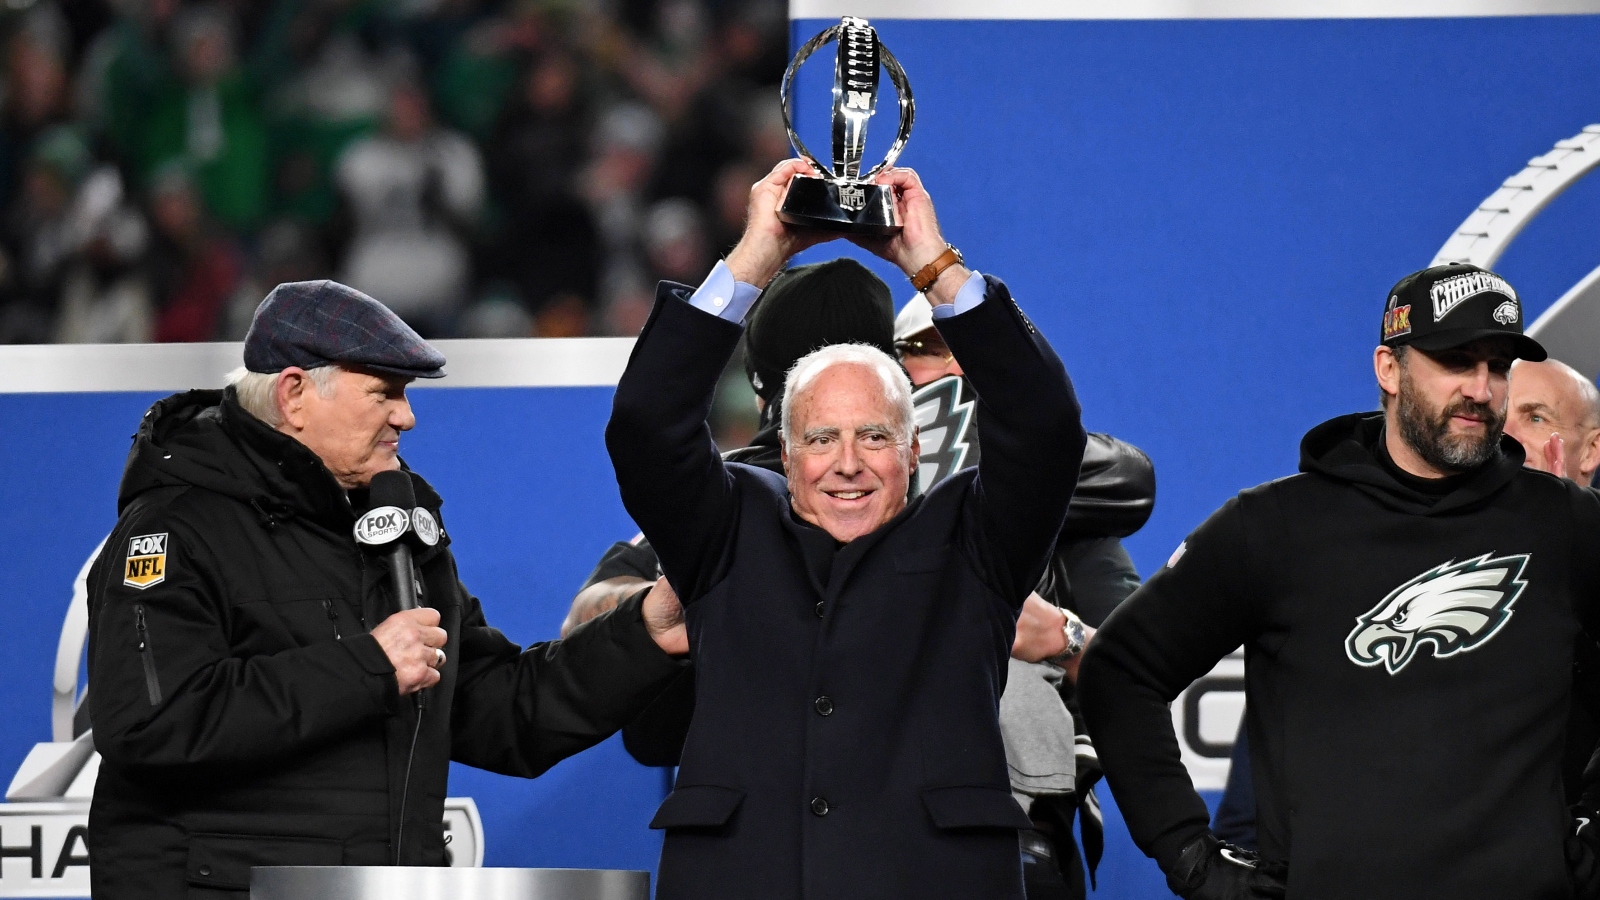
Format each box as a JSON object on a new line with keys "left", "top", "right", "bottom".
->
{"left": 742, "top": 258, "right": 896, "bottom": 408}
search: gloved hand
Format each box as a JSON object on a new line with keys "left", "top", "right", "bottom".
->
{"left": 1165, "top": 831, "right": 1287, "bottom": 900}
{"left": 1565, "top": 810, "right": 1600, "bottom": 899}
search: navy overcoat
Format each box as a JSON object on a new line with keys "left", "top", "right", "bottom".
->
{"left": 607, "top": 276, "right": 1085, "bottom": 900}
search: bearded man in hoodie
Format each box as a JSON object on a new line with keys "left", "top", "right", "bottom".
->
{"left": 1079, "top": 263, "right": 1600, "bottom": 900}
{"left": 84, "top": 280, "right": 688, "bottom": 899}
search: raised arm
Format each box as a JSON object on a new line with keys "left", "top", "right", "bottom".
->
{"left": 606, "top": 159, "right": 837, "bottom": 602}
{"left": 853, "top": 166, "right": 1086, "bottom": 605}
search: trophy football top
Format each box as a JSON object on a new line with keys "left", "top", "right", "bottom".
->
{"left": 781, "top": 16, "right": 915, "bottom": 185}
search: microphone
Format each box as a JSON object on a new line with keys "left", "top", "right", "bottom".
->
{"left": 357, "top": 470, "right": 424, "bottom": 611}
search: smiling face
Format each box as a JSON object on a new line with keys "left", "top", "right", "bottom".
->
{"left": 782, "top": 362, "right": 918, "bottom": 543}
{"left": 279, "top": 367, "right": 416, "bottom": 488}
{"left": 1376, "top": 338, "right": 1514, "bottom": 476}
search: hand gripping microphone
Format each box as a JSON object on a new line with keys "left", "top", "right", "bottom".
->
{"left": 355, "top": 470, "right": 440, "bottom": 611}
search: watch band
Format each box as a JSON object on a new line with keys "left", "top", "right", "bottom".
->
{"left": 910, "top": 244, "right": 964, "bottom": 293}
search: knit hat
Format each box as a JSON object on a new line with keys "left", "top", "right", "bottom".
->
{"left": 742, "top": 258, "right": 896, "bottom": 405}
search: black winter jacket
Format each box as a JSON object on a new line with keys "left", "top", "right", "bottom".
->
{"left": 1079, "top": 412, "right": 1600, "bottom": 900}
{"left": 607, "top": 280, "right": 1085, "bottom": 900}
{"left": 86, "top": 389, "right": 681, "bottom": 899}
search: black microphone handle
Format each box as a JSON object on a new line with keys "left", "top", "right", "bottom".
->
{"left": 386, "top": 542, "right": 429, "bottom": 710}
{"left": 389, "top": 542, "right": 419, "bottom": 612}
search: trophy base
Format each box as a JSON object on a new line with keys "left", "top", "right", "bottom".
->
{"left": 777, "top": 174, "right": 901, "bottom": 235}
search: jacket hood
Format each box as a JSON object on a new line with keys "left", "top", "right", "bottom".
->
{"left": 1298, "top": 411, "right": 1524, "bottom": 516}
{"left": 119, "top": 389, "right": 440, "bottom": 529}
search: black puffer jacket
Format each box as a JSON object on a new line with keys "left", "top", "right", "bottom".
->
{"left": 86, "top": 389, "right": 680, "bottom": 899}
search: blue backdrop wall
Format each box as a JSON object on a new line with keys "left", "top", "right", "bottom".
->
{"left": 5, "top": 7, "right": 1600, "bottom": 898}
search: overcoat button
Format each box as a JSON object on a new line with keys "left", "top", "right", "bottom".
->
{"left": 199, "top": 865, "right": 212, "bottom": 877}
{"left": 811, "top": 797, "right": 830, "bottom": 816}
{"left": 815, "top": 601, "right": 825, "bottom": 618}
{"left": 815, "top": 696, "right": 834, "bottom": 716}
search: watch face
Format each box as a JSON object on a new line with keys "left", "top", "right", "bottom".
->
{"left": 1064, "top": 619, "right": 1086, "bottom": 656}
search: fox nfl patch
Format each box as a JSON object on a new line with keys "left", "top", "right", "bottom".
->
{"left": 124, "top": 532, "right": 169, "bottom": 589}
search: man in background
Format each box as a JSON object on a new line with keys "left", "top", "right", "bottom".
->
{"left": 1506, "top": 357, "right": 1600, "bottom": 486}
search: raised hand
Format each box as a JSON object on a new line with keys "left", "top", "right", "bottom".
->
{"left": 849, "top": 167, "right": 970, "bottom": 303}
{"left": 725, "top": 158, "right": 846, "bottom": 289}
{"left": 1528, "top": 432, "right": 1567, "bottom": 478}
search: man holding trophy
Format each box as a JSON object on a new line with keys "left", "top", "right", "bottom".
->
{"left": 605, "top": 18, "right": 1087, "bottom": 900}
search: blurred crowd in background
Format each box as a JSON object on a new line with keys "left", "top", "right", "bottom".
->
{"left": 0, "top": 0, "right": 792, "bottom": 347}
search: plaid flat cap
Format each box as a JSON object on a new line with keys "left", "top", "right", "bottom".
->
{"left": 244, "top": 280, "right": 446, "bottom": 379}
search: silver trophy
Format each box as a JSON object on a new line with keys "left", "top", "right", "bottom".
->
{"left": 777, "top": 16, "right": 914, "bottom": 235}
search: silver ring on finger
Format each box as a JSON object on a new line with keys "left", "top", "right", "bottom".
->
{"left": 434, "top": 648, "right": 446, "bottom": 669}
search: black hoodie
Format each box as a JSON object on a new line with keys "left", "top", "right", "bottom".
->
{"left": 86, "top": 389, "right": 680, "bottom": 898}
{"left": 1079, "top": 411, "right": 1600, "bottom": 900}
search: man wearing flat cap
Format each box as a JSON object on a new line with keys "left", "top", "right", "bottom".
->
{"left": 1080, "top": 264, "right": 1600, "bottom": 900}
{"left": 85, "top": 280, "right": 688, "bottom": 898}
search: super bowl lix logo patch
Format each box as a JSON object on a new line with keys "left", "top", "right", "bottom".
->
{"left": 124, "top": 533, "right": 169, "bottom": 589}
{"left": 1345, "top": 553, "right": 1529, "bottom": 675}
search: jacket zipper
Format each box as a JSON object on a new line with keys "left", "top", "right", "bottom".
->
{"left": 134, "top": 605, "right": 162, "bottom": 705}
{"left": 322, "top": 598, "right": 343, "bottom": 640}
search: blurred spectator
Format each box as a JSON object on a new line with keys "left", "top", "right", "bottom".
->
{"left": 458, "top": 282, "right": 535, "bottom": 338}
{"left": 334, "top": 77, "right": 483, "bottom": 336}
{"left": 138, "top": 5, "right": 269, "bottom": 230}
{"left": 430, "top": 2, "right": 543, "bottom": 141}
{"left": 641, "top": 196, "right": 707, "bottom": 285}
{"left": 0, "top": 0, "right": 788, "bottom": 344}
{"left": 2, "top": 6, "right": 75, "bottom": 210}
{"left": 76, "top": 0, "right": 180, "bottom": 165}
{"left": 581, "top": 101, "right": 662, "bottom": 288}
{"left": 709, "top": 157, "right": 757, "bottom": 254}
{"left": 145, "top": 163, "right": 243, "bottom": 341}
{"left": 487, "top": 46, "right": 601, "bottom": 316}
{"left": 53, "top": 164, "right": 155, "bottom": 344}
{"left": 0, "top": 127, "right": 155, "bottom": 343}
{"left": 597, "top": 263, "right": 655, "bottom": 337}
{"left": 261, "top": 9, "right": 403, "bottom": 224}
{"left": 219, "top": 217, "right": 328, "bottom": 339}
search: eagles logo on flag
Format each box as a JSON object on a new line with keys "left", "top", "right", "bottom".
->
{"left": 911, "top": 376, "right": 977, "bottom": 495}
{"left": 1345, "top": 552, "right": 1529, "bottom": 675}
{"left": 124, "top": 533, "right": 169, "bottom": 589}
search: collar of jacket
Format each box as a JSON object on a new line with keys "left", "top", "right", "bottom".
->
{"left": 1298, "top": 410, "right": 1525, "bottom": 516}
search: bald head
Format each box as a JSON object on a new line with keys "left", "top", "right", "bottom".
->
{"left": 1506, "top": 358, "right": 1600, "bottom": 483}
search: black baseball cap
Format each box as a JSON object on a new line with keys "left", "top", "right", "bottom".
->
{"left": 1380, "top": 263, "right": 1546, "bottom": 361}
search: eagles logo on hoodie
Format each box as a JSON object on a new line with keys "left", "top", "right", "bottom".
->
{"left": 1345, "top": 553, "right": 1530, "bottom": 675}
